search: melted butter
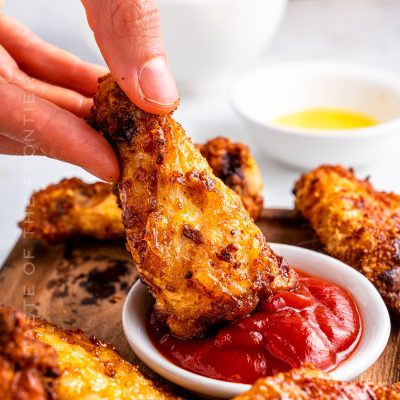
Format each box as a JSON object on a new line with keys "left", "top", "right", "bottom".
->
{"left": 275, "top": 108, "right": 377, "bottom": 130}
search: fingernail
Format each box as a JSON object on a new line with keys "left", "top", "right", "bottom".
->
{"left": 139, "top": 57, "right": 178, "bottom": 107}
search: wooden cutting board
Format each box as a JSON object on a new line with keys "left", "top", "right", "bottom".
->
{"left": 1, "top": 208, "right": 399, "bottom": 394}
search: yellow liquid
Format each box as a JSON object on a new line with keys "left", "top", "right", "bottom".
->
{"left": 275, "top": 108, "right": 377, "bottom": 130}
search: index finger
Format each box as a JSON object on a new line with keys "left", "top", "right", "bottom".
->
{"left": 0, "top": 78, "right": 119, "bottom": 181}
{"left": 0, "top": 13, "right": 107, "bottom": 96}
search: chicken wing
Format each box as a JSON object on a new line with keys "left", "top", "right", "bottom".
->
{"left": 0, "top": 306, "right": 59, "bottom": 400}
{"left": 19, "top": 178, "right": 123, "bottom": 244}
{"left": 34, "top": 321, "right": 180, "bottom": 399}
{"left": 234, "top": 366, "right": 400, "bottom": 400}
{"left": 90, "top": 74, "right": 297, "bottom": 338}
{"left": 294, "top": 165, "right": 400, "bottom": 314}
{"left": 3, "top": 306, "right": 400, "bottom": 400}
{"left": 19, "top": 138, "right": 263, "bottom": 244}
{"left": 197, "top": 137, "right": 264, "bottom": 220}
{"left": 0, "top": 306, "right": 180, "bottom": 400}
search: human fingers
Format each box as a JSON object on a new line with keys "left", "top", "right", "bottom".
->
{"left": 0, "top": 78, "right": 119, "bottom": 181}
{"left": 0, "top": 135, "right": 44, "bottom": 156}
{"left": 0, "top": 13, "right": 107, "bottom": 97}
{"left": 82, "top": 0, "right": 179, "bottom": 115}
{"left": 0, "top": 45, "right": 93, "bottom": 117}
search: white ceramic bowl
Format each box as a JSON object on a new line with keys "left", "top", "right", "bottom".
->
{"left": 123, "top": 243, "right": 390, "bottom": 398}
{"left": 157, "top": 0, "right": 288, "bottom": 93}
{"left": 231, "top": 61, "right": 400, "bottom": 169}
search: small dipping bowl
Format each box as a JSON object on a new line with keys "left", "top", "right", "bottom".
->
{"left": 122, "top": 243, "right": 390, "bottom": 398}
{"left": 230, "top": 61, "right": 400, "bottom": 169}
{"left": 157, "top": 0, "right": 288, "bottom": 93}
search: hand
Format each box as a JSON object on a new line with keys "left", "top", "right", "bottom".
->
{"left": 0, "top": 13, "right": 119, "bottom": 181}
{"left": 82, "top": 0, "right": 179, "bottom": 115}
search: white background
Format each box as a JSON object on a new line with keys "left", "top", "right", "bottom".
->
{"left": 1, "top": 0, "right": 400, "bottom": 264}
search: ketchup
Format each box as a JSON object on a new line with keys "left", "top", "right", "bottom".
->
{"left": 148, "top": 272, "right": 362, "bottom": 384}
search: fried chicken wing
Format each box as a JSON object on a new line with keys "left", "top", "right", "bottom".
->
{"left": 0, "top": 306, "right": 59, "bottom": 400}
{"left": 197, "top": 137, "right": 264, "bottom": 220}
{"left": 294, "top": 165, "right": 400, "bottom": 314}
{"left": 2, "top": 305, "right": 399, "bottom": 400}
{"left": 34, "top": 321, "right": 179, "bottom": 400}
{"left": 234, "top": 366, "right": 400, "bottom": 400}
{"left": 20, "top": 137, "right": 263, "bottom": 244}
{"left": 19, "top": 178, "right": 123, "bottom": 244}
{"left": 91, "top": 74, "right": 297, "bottom": 338}
{"left": 0, "top": 306, "right": 180, "bottom": 400}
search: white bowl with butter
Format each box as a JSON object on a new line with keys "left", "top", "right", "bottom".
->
{"left": 230, "top": 61, "right": 400, "bottom": 169}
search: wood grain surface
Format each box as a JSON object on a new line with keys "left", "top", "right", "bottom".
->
{"left": 1, "top": 208, "right": 398, "bottom": 394}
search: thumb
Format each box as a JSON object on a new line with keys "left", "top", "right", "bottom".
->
{"left": 82, "top": 0, "right": 179, "bottom": 115}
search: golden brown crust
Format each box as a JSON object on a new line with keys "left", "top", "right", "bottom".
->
{"left": 294, "top": 165, "right": 400, "bottom": 315}
{"left": 19, "top": 178, "right": 123, "bottom": 244}
{"left": 91, "top": 74, "right": 297, "bottom": 338}
{"left": 19, "top": 140, "right": 263, "bottom": 244}
{"left": 234, "top": 366, "right": 400, "bottom": 400}
{"left": 33, "top": 320, "right": 180, "bottom": 400}
{"left": 0, "top": 305, "right": 180, "bottom": 399}
{"left": 197, "top": 137, "right": 264, "bottom": 220}
{"left": 2, "top": 306, "right": 400, "bottom": 400}
{"left": 0, "top": 306, "right": 59, "bottom": 400}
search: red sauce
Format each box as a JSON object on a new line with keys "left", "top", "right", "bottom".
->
{"left": 147, "top": 272, "right": 362, "bottom": 384}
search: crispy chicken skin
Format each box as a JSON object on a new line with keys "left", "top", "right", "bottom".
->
{"left": 0, "top": 306, "right": 179, "bottom": 400}
{"left": 197, "top": 137, "right": 264, "bottom": 220}
{"left": 19, "top": 139, "right": 263, "bottom": 244}
{"left": 294, "top": 165, "right": 400, "bottom": 314}
{"left": 0, "top": 306, "right": 59, "bottom": 400}
{"left": 34, "top": 321, "right": 180, "bottom": 400}
{"left": 19, "top": 178, "right": 123, "bottom": 244}
{"left": 2, "top": 306, "right": 399, "bottom": 400}
{"left": 234, "top": 366, "right": 400, "bottom": 400}
{"left": 91, "top": 74, "right": 297, "bottom": 338}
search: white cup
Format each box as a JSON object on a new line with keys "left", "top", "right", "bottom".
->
{"left": 158, "top": 0, "right": 288, "bottom": 94}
